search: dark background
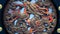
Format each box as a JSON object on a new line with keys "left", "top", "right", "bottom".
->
{"left": 0, "top": 0, "right": 60, "bottom": 34}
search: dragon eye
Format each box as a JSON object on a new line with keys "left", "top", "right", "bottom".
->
{"left": 4, "top": 0, "right": 57, "bottom": 34}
